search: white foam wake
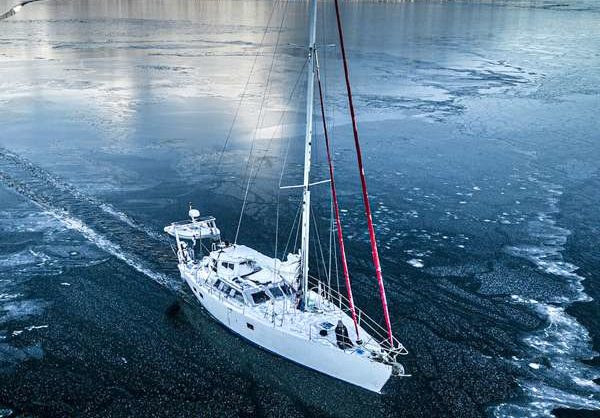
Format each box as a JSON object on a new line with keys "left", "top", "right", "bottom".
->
{"left": 45, "top": 209, "right": 180, "bottom": 292}
{"left": 0, "top": 151, "right": 179, "bottom": 293}
{"left": 0, "top": 147, "right": 168, "bottom": 244}
{"left": 98, "top": 203, "right": 168, "bottom": 243}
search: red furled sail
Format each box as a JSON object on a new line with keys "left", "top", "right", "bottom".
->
{"left": 315, "top": 53, "right": 361, "bottom": 342}
{"left": 333, "top": 0, "right": 394, "bottom": 346}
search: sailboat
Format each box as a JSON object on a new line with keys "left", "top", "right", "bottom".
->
{"left": 165, "top": 0, "right": 408, "bottom": 393}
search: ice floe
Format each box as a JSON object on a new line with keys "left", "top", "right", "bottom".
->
{"left": 407, "top": 258, "right": 424, "bottom": 268}
{"left": 496, "top": 179, "right": 599, "bottom": 417}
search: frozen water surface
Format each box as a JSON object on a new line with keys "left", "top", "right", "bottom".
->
{"left": 0, "top": 0, "right": 599, "bottom": 417}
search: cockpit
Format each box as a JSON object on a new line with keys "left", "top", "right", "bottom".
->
{"left": 213, "top": 282, "right": 296, "bottom": 307}
{"left": 207, "top": 252, "right": 296, "bottom": 306}
{"left": 250, "top": 290, "right": 271, "bottom": 305}
{"left": 245, "top": 283, "right": 292, "bottom": 306}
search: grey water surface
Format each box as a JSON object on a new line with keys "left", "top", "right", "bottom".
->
{"left": 1, "top": 0, "right": 599, "bottom": 417}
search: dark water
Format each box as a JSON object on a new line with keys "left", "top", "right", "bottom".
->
{"left": 1, "top": 0, "right": 599, "bottom": 416}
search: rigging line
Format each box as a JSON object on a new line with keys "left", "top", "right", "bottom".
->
{"left": 274, "top": 135, "right": 283, "bottom": 264}
{"left": 311, "top": 206, "right": 329, "bottom": 285}
{"left": 247, "top": 56, "right": 308, "bottom": 190}
{"left": 317, "top": 9, "right": 334, "bottom": 301}
{"left": 283, "top": 201, "right": 302, "bottom": 257}
{"left": 199, "top": 240, "right": 212, "bottom": 255}
{"left": 274, "top": 61, "right": 305, "bottom": 262}
{"left": 241, "top": 52, "right": 306, "bottom": 256}
{"left": 238, "top": 0, "right": 289, "bottom": 185}
{"left": 328, "top": 184, "right": 333, "bottom": 293}
{"left": 334, "top": 0, "right": 394, "bottom": 346}
{"left": 323, "top": 4, "right": 338, "bottom": 303}
{"left": 321, "top": 3, "right": 337, "bottom": 297}
{"left": 215, "top": 0, "right": 281, "bottom": 174}
{"left": 292, "top": 199, "right": 302, "bottom": 254}
{"left": 315, "top": 49, "right": 360, "bottom": 340}
{"left": 333, "top": 221, "right": 341, "bottom": 309}
{"left": 250, "top": 53, "right": 307, "bottom": 263}
{"left": 0, "top": 0, "right": 43, "bottom": 21}
{"left": 311, "top": 222, "right": 322, "bottom": 284}
{"left": 234, "top": 0, "right": 288, "bottom": 245}
{"left": 273, "top": 98, "right": 293, "bottom": 266}
{"left": 323, "top": 3, "right": 340, "bottom": 300}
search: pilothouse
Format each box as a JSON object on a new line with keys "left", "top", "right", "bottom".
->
{"left": 165, "top": 0, "right": 408, "bottom": 392}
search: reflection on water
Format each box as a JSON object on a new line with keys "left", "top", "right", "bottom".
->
{"left": 1, "top": 0, "right": 600, "bottom": 417}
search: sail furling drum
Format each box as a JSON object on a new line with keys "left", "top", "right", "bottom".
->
{"left": 164, "top": 0, "right": 409, "bottom": 392}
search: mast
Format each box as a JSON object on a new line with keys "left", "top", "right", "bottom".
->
{"left": 300, "top": 0, "right": 317, "bottom": 306}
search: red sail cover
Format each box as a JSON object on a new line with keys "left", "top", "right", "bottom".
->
{"left": 334, "top": 0, "right": 394, "bottom": 346}
{"left": 315, "top": 54, "right": 361, "bottom": 341}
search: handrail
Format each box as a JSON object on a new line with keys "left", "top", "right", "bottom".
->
{"left": 307, "top": 276, "right": 408, "bottom": 357}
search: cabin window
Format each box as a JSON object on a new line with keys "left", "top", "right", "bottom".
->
{"left": 229, "top": 289, "right": 244, "bottom": 304}
{"left": 280, "top": 283, "right": 294, "bottom": 296}
{"left": 251, "top": 291, "right": 270, "bottom": 305}
{"left": 221, "top": 262, "right": 234, "bottom": 270}
{"left": 246, "top": 323, "right": 254, "bottom": 330}
{"left": 219, "top": 282, "right": 231, "bottom": 294}
{"left": 213, "top": 279, "right": 222, "bottom": 289}
{"left": 233, "top": 292, "right": 245, "bottom": 304}
{"left": 268, "top": 286, "right": 284, "bottom": 299}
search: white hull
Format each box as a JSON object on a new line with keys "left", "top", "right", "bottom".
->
{"left": 164, "top": 0, "right": 409, "bottom": 395}
{"left": 180, "top": 265, "right": 393, "bottom": 393}
{"left": 163, "top": 0, "right": 409, "bottom": 394}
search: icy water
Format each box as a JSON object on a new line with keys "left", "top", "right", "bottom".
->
{"left": 1, "top": 0, "right": 599, "bottom": 416}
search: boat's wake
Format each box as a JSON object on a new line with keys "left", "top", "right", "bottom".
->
{"left": 44, "top": 206, "right": 177, "bottom": 291}
{"left": 0, "top": 148, "right": 181, "bottom": 294}
{"left": 0, "top": 148, "right": 186, "bottom": 373}
{"left": 0, "top": 147, "right": 168, "bottom": 244}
